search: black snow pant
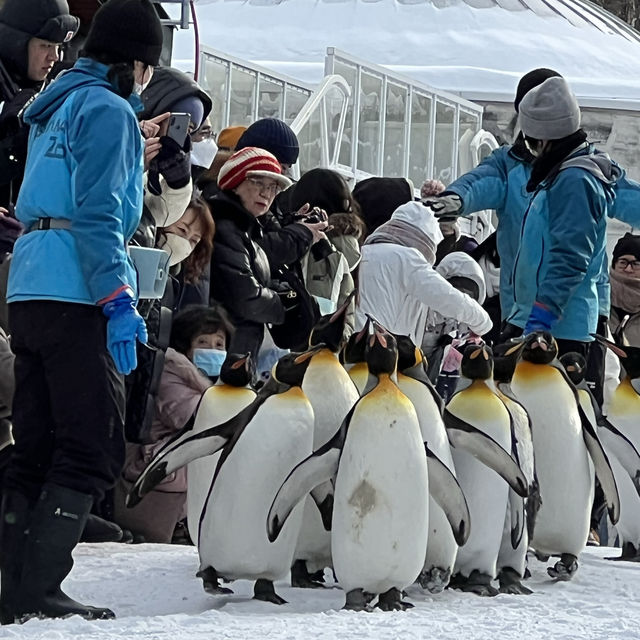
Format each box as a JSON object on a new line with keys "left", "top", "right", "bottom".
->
{"left": 4, "top": 301, "right": 126, "bottom": 503}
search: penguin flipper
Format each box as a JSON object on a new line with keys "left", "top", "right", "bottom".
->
{"left": 577, "top": 405, "right": 621, "bottom": 524}
{"left": 267, "top": 448, "right": 341, "bottom": 542}
{"left": 424, "top": 444, "right": 470, "bottom": 546}
{"left": 444, "top": 409, "right": 528, "bottom": 498}
{"left": 310, "top": 480, "right": 334, "bottom": 531}
{"left": 508, "top": 489, "right": 525, "bottom": 550}
{"left": 598, "top": 420, "right": 640, "bottom": 496}
{"left": 127, "top": 398, "right": 266, "bottom": 507}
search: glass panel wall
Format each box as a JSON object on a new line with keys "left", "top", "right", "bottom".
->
{"left": 202, "top": 56, "right": 228, "bottom": 137}
{"left": 408, "top": 91, "right": 432, "bottom": 189}
{"left": 284, "top": 85, "right": 310, "bottom": 125}
{"left": 258, "top": 77, "right": 284, "bottom": 120}
{"left": 433, "top": 100, "right": 456, "bottom": 185}
{"left": 383, "top": 82, "right": 408, "bottom": 177}
{"left": 334, "top": 60, "right": 358, "bottom": 167}
{"left": 357, "top": 71, "right": 383, "bottom": 174}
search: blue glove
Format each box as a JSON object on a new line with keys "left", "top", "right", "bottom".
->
{"left": 524, "top": 302, "right": 558, "bottom": 335}
{"left": 102, "top": 291, "right": 148, "bottom": 375}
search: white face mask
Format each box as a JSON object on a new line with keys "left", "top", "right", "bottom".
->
{"left": 158, "top": 232, "right": 193, "bottom": 267}
{"left": 133, "top": 63, "right": 153, "bottom": 96}
{"left": 191, "top": 138, "right": 218, "bottom": 169}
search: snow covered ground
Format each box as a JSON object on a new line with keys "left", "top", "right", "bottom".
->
{"left": 3, "top": 543, "right": 638, "bottom": 640}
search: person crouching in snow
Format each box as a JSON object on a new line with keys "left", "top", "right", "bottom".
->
{"left": 0, "top": 0, "right": 164, "bottom": 623}
{"left": 355, "top": 201, "right": 492, "bottom": 346}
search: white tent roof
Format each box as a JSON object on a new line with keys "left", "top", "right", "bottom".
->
{"left": 171, "top": 0, "right": 640, "bottom": 109}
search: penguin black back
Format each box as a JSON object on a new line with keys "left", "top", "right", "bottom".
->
{"left": 309, "top": 292, "right": 355, "bottom": 353}
{"left": 366, "top": 323, "right": 398, "bottom": 377}
{"left": 273, "top": 349, "right": 320, "bottom": 387}
{"left": 520, "top": 331, "right": 558, "bottom": 365}
{"left": 395, "top": 334, "right": 424, "bottom": 372}
{"left": 460, "top": 344, "right": 493, "bottom": 380}
{"left": 341, "top": 319, "right": 370, "bottom": 365}
{"left": 219, "top": 353, "right": 255, "bottom": 387}
{"left": 492, "top": 341, "right": 524, "bottom": 384}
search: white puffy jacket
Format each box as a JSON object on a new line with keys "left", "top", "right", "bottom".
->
{"left": 356, "top": 243, "right": 492, "bottom": 345}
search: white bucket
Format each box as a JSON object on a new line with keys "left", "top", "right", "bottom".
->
{"left": 129, "top": 246, "right": 171, "bottom": 300}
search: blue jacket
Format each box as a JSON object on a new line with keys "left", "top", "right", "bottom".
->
{"left": 507, "top": 145, "right": 616, "bottom": 342}
{"left": 446, "top": 143, "right": 532, "bottom": 321}
{"left": 447, "top": 141, "right": 640, "bottom": 322}
{"left": 8, "top": 58, "right": 144, "bottom": 306}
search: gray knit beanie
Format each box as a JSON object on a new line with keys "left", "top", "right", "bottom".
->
{"left": 518, "top": 77, "right": 581, "bottom": 140}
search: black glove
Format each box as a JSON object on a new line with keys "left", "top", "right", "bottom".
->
{"left": 423, "top": 193, "right": 463, "bottom": 220}
{"left": 0, "top": 214, "right": 24, "bottom": 254}
{"left": 277, "top": 289, "right": 299, "bottom": 311}
{"left": 148, "top": 136, "right": 192, "bottom": 194}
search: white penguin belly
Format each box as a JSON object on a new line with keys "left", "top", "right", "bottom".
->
{"left": 512, "top": 363, "right": 593, "bottom": 556}
{"left": 297, "top": 352, "right": 360, "bottom": 567}
{"left": 332, "top": 381, "right": 429, "bottom": 595}
{"left": 397, "top": 375, "right": 458, "bottom": 575}
{"left": 449, "top": 382, "right": 512, "bottom": 578}
{"left": 187, "top": 386, "right": 256, "bottom": 544}
{"left": 198, "top": 389, "right": 314, "bottom": 581}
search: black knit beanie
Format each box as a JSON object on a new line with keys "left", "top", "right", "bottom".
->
{"left": 84, "top": 0, "right": 163, "bottom": 67}
{"left": 514, "top": 68, "right": 562, "bottom": 113}
{"left": 352, "top": 177, "right": 413, "bottom": 236}
{"left": 236, "top": 118, "right": 299, "bottom": 166}
{"left": 612, "top": 233, "right": 640, "bottom": 266}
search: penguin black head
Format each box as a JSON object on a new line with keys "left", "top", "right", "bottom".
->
{"left": 460, "top": 343, "right": 493, "bottom": 380}
{"left": 341, "top": 318, "right": 370, "bottom": 365}
{"left": 365, "top": 321, "right": 398, "bottom": 376}
{"left": 520, "top": 331, "right": 558, "bottom": 365}
{"left": 219, "top": 353, "right": 255, "bottom": 387}
{"left": 559, "top": 352, "right": 587, "bottom": 386}
{"left": 492, "top": 340, "right": 525, "bottom": 384}
{"left": 395, "top": 334, "right": 425, "bottom": 372}
{"left": 594, "top": 335, "right": 640, "bottom": 380}
{"left": 309, "top": 292, "right": 355, "bottom": 353}
{"left": 273, "top": 347, "right": 323, "bottom": 387}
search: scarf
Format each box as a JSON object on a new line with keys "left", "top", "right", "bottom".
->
{"left": 365, "top": 219, "right": 436, "bottom": 266}
{"left": 526, "top": 129, "right": 588, "bottom": 192}
{"left": 611, "top": 268, "right": 640, "bottom": 315}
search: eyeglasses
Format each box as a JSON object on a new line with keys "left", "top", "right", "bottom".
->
{"left": 615, "top": 258, "right": 640, "bottom": 271}
{"left": 246, "top": 177, "right": 282, "bottom": 196}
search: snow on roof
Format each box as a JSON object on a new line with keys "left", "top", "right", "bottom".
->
{"left": 173, "top": 0, "right": 640, "bottom": 109}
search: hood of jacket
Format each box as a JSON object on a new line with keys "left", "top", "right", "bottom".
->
{"left": 140, "top": 66, "right": 212, "bottom": 123}
{"left": 23, "top": 57, "right": 140, "bottom": 126}
{"left": 558, "top": 147, "right": 622, "bottom": 186}
{"left": 436, "top": 250, "right": 487, "bottom": 305}
{"left": 391, "top": 201, "right": 444, "bottom": 246}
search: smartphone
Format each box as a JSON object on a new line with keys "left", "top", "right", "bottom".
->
{"left": 166, "top": 112, "right": 190, "bottom": 147}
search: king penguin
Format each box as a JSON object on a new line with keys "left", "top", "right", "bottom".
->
{"left": 268, "top": 322, "right": 470, "bottom": 611}
{"left": 127, "top": 349, "right": 320, "bottom": 604}
{"left": 510, "top": 332, "right": 620, "bottom": 580}
{"left": 445, "top": 343, "right": 528, "bottom": 596}
{"left": 395, "top": 335, "right": 465, "bottom": 594}
{"left": 341, "top": 320, "right": 370, "bottom": 395}
{"left": 186, "top": 354, "right": 257, "bottom": 591}
{"left": 293, "top": 296, "right": 360, "bottom": 588}
{"left": 580, "top": 339, "right": 640, "bottom": 562}
{"left": 492, "top": 341, "right": 539, "bottom": 595}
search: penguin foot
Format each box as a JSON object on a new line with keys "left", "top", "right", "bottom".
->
{"left": 291, "top": 560, "right": 326, "bottom": 589}
{"left": 342, "top": 589, "right": 375, "bottom": 612}
{"left": 417, "top": 567, "right": 451, "bottom": 594}
{"left": 534, "top": 551, "right": 550, "bottom": 562}
{"left": 498, "top": 567, "right": 533, "bottom": 595}
{"left": 376, "top": 588, "right": 414, "bottom": 611}
{"left": 606, "top": 542, "right": 640, "bottom": 562}
{"left": 253, "top": 579, "right": 287, "bottom": 605}
{"left": 547, "top": 554, "right": 578, "bottom": 581}
{"left": 196, "top": 567, "right": 234, "bottom": 595}
{"left": 449, "top": 571, "right": 499, "bottom": 597}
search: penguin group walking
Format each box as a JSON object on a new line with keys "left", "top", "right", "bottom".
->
{"left": 127, "top": 310, "right": 640, "bottom": 612}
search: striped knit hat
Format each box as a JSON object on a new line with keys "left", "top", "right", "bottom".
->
{"left": 217, "top": 147, "right": 293, "bottom": 191}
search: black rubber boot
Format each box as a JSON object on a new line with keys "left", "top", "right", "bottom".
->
{"left": 0, "top": 490, "right": 32, "bottom": 625}
{"left": 80, "top": 514, "right": 123, "bottom": 543}
{"left": 14, "top": 484, "right": 115, "bottom": 621}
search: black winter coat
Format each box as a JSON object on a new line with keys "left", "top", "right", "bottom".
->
{"left": 209, "top": 191, "right": 285, "bottom": 327}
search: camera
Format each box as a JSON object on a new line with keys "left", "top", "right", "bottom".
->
{"left": 293, "top": 206, "right": 328, "bottom": 225}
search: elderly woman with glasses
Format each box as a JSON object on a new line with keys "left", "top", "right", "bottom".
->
{"left": 207, "top": 147, "right": 299, "bottom": 359}
{"left": 609, "top": 233, "right": 640, "bottom": 346}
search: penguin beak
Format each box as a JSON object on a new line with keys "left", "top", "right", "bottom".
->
{"left": 231, "top": 353, "right": 251, "bottom": 370}
{"left": 329, "top": 290, "right": 356, "bottom": 323}
{"left": 294, "top": 345, "right": 324, "bottom": 364}
{"left": 592, "top": 333, "right": 627, "bottom": 359}
{"left": 532, "top": 334, "right": 548, "bottom": 351}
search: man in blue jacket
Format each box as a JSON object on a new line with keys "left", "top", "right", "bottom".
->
{"left": 0, "top": 0, "right": 163, "bottom": 624}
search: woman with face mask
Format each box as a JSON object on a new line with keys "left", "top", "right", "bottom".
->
{"left": 113, "top": 304, "right": 233, "bottom": 544}
{"left": 0, "top": 0, "right": 163, "bottom": 623}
